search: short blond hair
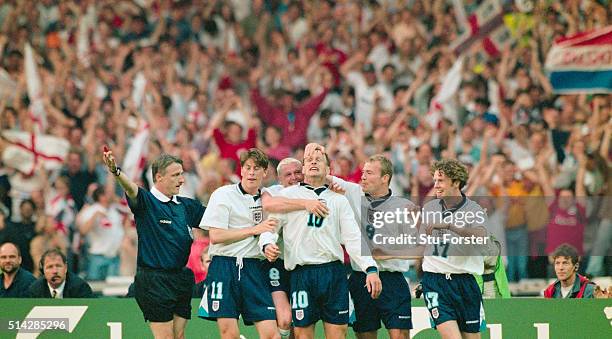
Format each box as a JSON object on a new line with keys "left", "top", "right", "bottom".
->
{"left": 277, "top": 158, "right": 302, "bottom": 175}
{"left": 367, "top": 154, "right": 393, "bottom": 184}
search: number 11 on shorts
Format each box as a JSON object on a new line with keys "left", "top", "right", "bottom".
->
{"left": 211, "top": 282, "right": 223, "bottom": 299}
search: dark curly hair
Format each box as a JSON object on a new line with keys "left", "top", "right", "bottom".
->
{"left": 430, "top": 159, "right": 469, "bottom": 189}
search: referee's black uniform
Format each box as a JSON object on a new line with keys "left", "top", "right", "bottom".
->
{"left": 127, "top": 186, "right": 205, "bottom": 322}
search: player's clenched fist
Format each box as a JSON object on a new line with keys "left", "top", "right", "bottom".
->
{"left": 263, "top": 243, "right": 280, "bottom": 262}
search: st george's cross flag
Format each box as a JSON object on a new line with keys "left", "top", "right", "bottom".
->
{"left": 1, "top": 130, "right": 70, "bottom": 176}
{"left": 450, "top": 0, "right": 512, "bottom": 58}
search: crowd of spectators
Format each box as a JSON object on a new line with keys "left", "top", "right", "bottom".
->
{"left": 0, "top": 0, "right": 609, "bottom": 289}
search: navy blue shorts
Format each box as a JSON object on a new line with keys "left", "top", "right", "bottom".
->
{"left": 348, "top": 271, "right": 413, "bottom": 333}
{"left": 261, "top": 259, "right": 291, "bottom": 294}
{"left": 290, "top": 261, "right": 349, "bottom": 327}
{"left": 134, "top": 267, "right": 194, "bottom": 322}
{"left": 421, "top": 272, "right": 485, "bottom": 333}
{"left": 198, "top": 256, "right": 276, "bottom": 324}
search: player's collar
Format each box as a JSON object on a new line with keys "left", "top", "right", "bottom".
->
{"left": 439, "top": 192, "right": 467, "bottom": 213}
{"left": 151, "top": 186, "right": 180, "bottom": 204}
{"left": 300, "top": 182, "right": 328, "bottom": 195}
{"left": 238, "top": 182, "right": 261, "bottom": 201}
{"left": 365, "top": 189, "right": 392, "bottom": 208}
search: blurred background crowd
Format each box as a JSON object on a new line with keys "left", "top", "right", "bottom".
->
{"left": 0, "top": 0, "right": 610, "bottom": 292}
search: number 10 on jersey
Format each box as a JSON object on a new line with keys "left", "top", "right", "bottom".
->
{"left": 307, "top": 213, "right": 324, "bottom": 228}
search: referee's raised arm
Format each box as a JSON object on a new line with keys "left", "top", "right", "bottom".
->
{"left": 102, "top": 146, "right": 138, "bottom": 199}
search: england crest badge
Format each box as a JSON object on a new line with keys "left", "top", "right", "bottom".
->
{"left": 367, "top": 208, "right": 376, "bottom": 225}
{"left": 252, "top": 208, "right": 263, "bottom": 224}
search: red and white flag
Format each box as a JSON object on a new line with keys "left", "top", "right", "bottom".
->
{"left": 122, "top": 121, "right": 150, "bottom": 181}
{"left": 451, "top": 0, "right": 511, "bottom": 58}
{"left": 1, "top": 130, "right": 70, "bottom": 175}
{"left": 425, "top": 57, "right": 465, "bottom": 147}
{"left": 427, "top": 56, "right": 465, "bottom": 126}
{"left": 24, "top": 43, "right": 47, "bottom": 133}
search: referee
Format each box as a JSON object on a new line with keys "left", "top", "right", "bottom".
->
{"left": 103, "top": 149, "right": 205, "bottom": 339}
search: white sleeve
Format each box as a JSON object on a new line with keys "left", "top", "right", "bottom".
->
{"left": 338, "top": 197, "right": 377, "bottom": 272}
{"left": 258, "top": 232, "right": 279, "bottom": 252}
{"left": 257, "top": 213, "right": 285, "bottom": 251}
{"left": 200, "top": 189, "right": 230, "bottom": 230}
{"left": 331, "top": 176, "right": 363, "bottom": 220}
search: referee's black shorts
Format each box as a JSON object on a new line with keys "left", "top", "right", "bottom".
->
{"left": 134, "top": 266, "right": 195, "bottom": 322}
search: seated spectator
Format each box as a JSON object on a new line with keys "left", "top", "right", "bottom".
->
{"left": 0, "top": 242, "right": 36, "bottom": 297}
{"left": 544, "top": 244, "right": 595, "bottom": 299}
{"left": 26, "top": 249, "right": 93, "bottom": 298}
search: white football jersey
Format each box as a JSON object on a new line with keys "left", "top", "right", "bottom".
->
{"left": 260, "top": 183, "right": 377, "bottom": 272}
{"left": 262, "top": 183, "right": 286, "bottom": 259}
{"left": 333, "top": 176, "right": 413, "bottom": 273}
{"left": 265, "top": 184, "right": 284, "bottom": 196}
{"left": 202, "top": 183, "right": 266, "bottom": 259}
{"left": 421, "top": 195, "right": 488, "bottom": 275}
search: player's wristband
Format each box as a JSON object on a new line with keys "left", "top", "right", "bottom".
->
{"left": 113, "top": 167, "right": 121, "bottom": 177}
{"left": 262, "top": 244, "right": 269, "bottom": 253}
{"left": 366, "top": 266, "right": 378, "bottom": 274}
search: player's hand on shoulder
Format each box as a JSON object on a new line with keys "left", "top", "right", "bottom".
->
{"left": 253, "top": 218, "right": 278, "bottom": 235}
{"left": 365, "top": 272, "right": 382, "bottom": 299}
{"left": 263, "top": 243, "right": 280, "bottom": 262}
{"left": 304, "top": 199, "right": 329, "bottom": 217}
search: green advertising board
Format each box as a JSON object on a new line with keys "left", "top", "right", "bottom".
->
{"left": 0, "top": 299, "right": 609, "bottom": 338}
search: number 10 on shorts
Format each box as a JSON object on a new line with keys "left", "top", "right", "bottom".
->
{"left": 291, "top": 291, "right": 309, "bottom": 309}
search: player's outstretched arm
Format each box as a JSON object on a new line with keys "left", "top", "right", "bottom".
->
{"left": 209, "top": 218, "right": 277, "bottom": 245}
{"left": 102, "top": 146, "right": 138, "bottom": 199}
{"left": 262, "top": 193, "right": 329, "bottom": 217}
